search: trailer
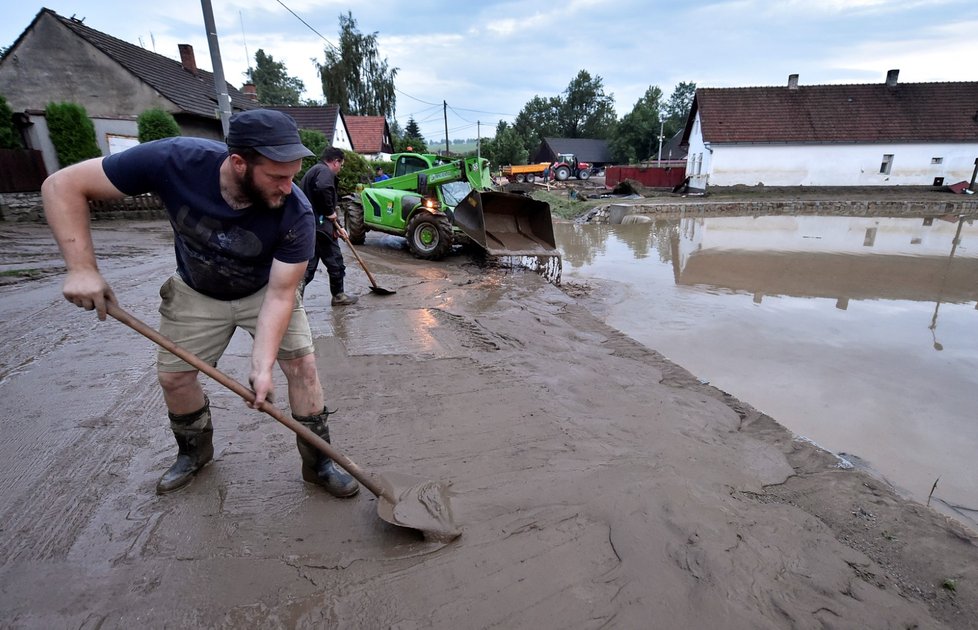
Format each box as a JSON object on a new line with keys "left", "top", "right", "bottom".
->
{"left": 501, "top": 163, "right": 551, "bottom": 183}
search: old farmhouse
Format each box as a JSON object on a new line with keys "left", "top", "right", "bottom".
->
{"left": 682, "top": 70, "right": 978, "bottom": 190}
{"left": 0, "top": 8, "right": 257, "bottom": 174}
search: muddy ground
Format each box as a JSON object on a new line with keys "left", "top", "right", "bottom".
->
{"left": 1, "top": 219, "right": 976, "bottom": 629}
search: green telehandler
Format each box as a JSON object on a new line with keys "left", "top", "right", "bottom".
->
{"left": 343, "top": 152, "right": 558, "bottom": 260}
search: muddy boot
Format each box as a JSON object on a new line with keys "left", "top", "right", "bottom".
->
{"left": 156, "top": 399, "right": 214, "bottom": 495}
{"left": 294, "top": 408, "right": 359, "bottom": 498}
{"left": 331, "top": 292, "right": 359, "bottom": 306}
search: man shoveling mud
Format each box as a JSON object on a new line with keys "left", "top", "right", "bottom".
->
{"left": 41, "top": 109, "right": 359, "bottom": 498}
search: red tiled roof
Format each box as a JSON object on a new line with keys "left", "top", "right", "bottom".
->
{"left": 346, "top": 116, "right": 390, "bottom": 153}
{"left": 692, "top": 81, "right": 978, "bottom": 144}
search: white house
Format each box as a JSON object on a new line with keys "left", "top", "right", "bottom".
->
{"left": 682, "top": 70, "right": 978, "bottom": 190}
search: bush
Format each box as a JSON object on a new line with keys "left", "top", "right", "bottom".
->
{"left": 370, "top": 160, "right": 395, "bottom": 180}
{"left": 296, "top": 128, "right": 327, "bottom": 183}
{"left": 137, "top": 108, "right": 180, "bottom": 143}
{"left": 45, "top": 102, "right": 101, "bottom": 167}
{"left": 0, "top": 93, "right": 22, "bottom": 149}
{"left": 339, "top": 150, "right": 371, "bottom": 195}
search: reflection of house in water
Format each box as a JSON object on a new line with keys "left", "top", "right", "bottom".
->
{"left": 673, "top": 216, "right": 977, "bottom": 306}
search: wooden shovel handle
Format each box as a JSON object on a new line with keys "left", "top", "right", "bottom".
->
{"left": 106, "top": 302, "right": 390, "bottom": 500}
{"left": 333, "top": 218, "right": 381, "bottom": 289}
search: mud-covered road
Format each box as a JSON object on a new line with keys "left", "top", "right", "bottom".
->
{"left": 1, "top": 220, "right": 976, "bottom": 629}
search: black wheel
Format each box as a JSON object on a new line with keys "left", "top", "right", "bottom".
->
{"left": 406, "top": 212, "right": 453, "bottom": 260}
{"left": 555, "top": 166, "right": 570, "bottom": 181}
{"left": 343, "top": 200, "right": 366, "bottom": 245}
{"left": 515, "top": 174, "right": 526, "bottom": 183}
{"left": 577, "top": 169, "right": 590, "bottom": 180}
{"left": 525, "top": 174, "right": 535, "bottom": 183}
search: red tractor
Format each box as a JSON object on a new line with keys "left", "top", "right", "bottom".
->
{"left": 551, "top": 153, "right": 592, "bottom": 181}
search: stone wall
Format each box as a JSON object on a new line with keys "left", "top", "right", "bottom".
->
{"left": 1, "top": 192, "right": 167, "bottom": 222}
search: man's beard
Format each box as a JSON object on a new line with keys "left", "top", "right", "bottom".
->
{"left": 240, "top": 163, "right": 288, "bottom": 209}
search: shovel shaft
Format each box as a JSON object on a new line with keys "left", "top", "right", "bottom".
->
{"left": 334, "top": 219, "right": 382, "bottom": 290}
{"left": 106, "top": 303, "right": 391, "bottom": 501}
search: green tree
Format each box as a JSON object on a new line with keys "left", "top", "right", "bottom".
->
{"left": 609, "top": 85, "right": 663, "bottom": 164}
{"left": 316, "top": 12, "right": 397, "bottom": 116}
{"left": 45, "top": 102, "right": 101, "bottom": 167}
{"left": 137, "top": 108, "right": 181, "bottom": 143}
{"left": 481, "top": 121, "right": 527, "bottom": 168}
{"left": 250, "top": 49, "right": 304, "bottom": 106}
{"left": 0, "top": 93, "right": 22, "bottom": 149}
{"left": 394, "top": 116, "right": 427, "bottom": 152}
{"left": 660, "top": 81, "right": 696, "bottom": 149}
{"left": 512, "top": 95, "right": 560, "bottom": 154}
{"left": 558, "top": 70, "right": 617, "bottom": 138}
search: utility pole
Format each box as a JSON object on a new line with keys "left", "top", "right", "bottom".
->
{"left": 477, "top": 121, "right": 481, "bottom": 161}
{"left": 657, "top": 113, "right": 666, "bottom": 165}
{"left": 443, "top": 100, "right": 450, "bottom": 156}
{"left": 201, "top": 0, "right": 232, "bottom": 137}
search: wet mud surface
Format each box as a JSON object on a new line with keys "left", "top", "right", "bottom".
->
{"left": 1, "top": 220, "right": 976, "bottom": 628}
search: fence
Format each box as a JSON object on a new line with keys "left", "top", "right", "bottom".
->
{"left": 0, "top": 149, "right": 48, "bottom": 192}
{"left": 605, "top": 162, "right": 687, "bottom": 189}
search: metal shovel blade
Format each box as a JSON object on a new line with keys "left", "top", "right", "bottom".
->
{"left": 375, "top": 473, "right": 461, "bottom": 542}
{"left": 453, "top": 190, "right": 558, "bottom": 257}
{"left": 106, "top": 303, "right": 458, "bottom": 541}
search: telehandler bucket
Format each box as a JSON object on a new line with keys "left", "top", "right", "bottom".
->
{"left": 452, "top": 190, "right": 558, "bottom": 257}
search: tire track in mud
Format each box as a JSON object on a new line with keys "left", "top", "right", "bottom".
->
{"left": 0, "top": 225, "right": 175, "bottom": 568}
{"left": 0, "top": 367, "right": 164, "bottom": 567}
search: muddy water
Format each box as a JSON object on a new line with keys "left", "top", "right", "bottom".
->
{"left": 556, "top": 215, "right": 978, "bottom": 526}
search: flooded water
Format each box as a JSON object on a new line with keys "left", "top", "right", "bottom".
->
{"left": 556, "top": 214, "right": 978, "bottom": 526}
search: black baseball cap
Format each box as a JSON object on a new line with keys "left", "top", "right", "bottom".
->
{"left": 226, "top": 109, "right": 314, "bottom": 162}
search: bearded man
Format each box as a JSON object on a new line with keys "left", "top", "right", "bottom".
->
{"left": 41, "top": 109, "right": 359, "bottom": 499}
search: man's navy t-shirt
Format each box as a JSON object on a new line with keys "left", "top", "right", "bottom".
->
{"left": 102, "top": 137, "right": 315, "bottom": 300}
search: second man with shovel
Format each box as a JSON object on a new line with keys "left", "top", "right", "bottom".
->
{"left": 300, "top": 147, "right": 359, "bottom": 306}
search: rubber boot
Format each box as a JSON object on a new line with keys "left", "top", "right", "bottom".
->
{"left": 156, "top": 399, "right": 214, "bottom": 494}
{"left": 294, "top": 408, "right": 359, "bottom": 497}
{"left": 330, "top": 277, "right": 358, "bottom": 306}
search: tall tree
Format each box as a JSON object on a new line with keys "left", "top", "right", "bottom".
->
{"left": 249, "top": 49, "right": 304, "bottom": 106}
{"left": 557, "top": 70, "right": 617, "bottom": 138}
{"left": 394, "top": 116, "right": 426, "bottom": 152}
{"left": 481, "top": 121, "right": 527, "bottom": 168}
{"left": 316, "top": 12, "right": 397, "bottom": 116}
{"left": 662, "top": 81, "right": 696, "bottom": 142}
{"left": 609, "top": 85, "right": 663, "bottom": 164}
{"left": 512, "top": 95, "right": 561, "bottom": 155}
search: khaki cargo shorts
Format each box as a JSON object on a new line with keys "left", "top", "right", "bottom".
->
{"left": 157, "top": 273, "right": 314, "bottom": 372}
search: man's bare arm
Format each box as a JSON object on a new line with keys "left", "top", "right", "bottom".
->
{"left": 42, "top": 157, "right": 128, "bottom": 319}
{"left": 248, "top": 259, "right": 306, "bottom": 407}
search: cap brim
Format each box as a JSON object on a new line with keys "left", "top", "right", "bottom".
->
{"left": 254, "top": 144, "right": 315, "bottom": 162}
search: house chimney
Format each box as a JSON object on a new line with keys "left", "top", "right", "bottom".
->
{"left": 178, "top": 44, "right": 198, "bottom": 76}
{"left": 241, "top": 83, "right": 258, "bottom": 101}
{"left": 886, "top": 69, "right": 899, "bottom": 87}
{"left": 788, "top": 74, "right": 799, "bottom": 90}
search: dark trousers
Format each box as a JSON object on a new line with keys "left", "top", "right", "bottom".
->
{"left": 304, "top": 222, "right": 346, "bottom": 296}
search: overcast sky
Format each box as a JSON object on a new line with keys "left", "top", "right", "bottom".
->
{"left": 3, "top": 1, "right": 977, "bottom": 142}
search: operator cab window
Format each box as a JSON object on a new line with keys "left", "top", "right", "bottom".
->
{"left": 395, "top": 155, "right": 430, "bottom": 178}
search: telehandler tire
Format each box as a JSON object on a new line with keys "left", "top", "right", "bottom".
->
{"left": 343, "top": 201, "right": 367, "bottom": 245}
{"left": 406, "top": 212, "right": 453, "bottom": 260}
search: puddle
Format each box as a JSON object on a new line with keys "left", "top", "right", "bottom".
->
{"left": 556, "top": 215, "right": 978, "bottom": 525}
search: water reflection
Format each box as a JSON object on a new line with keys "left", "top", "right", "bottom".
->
{"left": 556, "top": 214, "right": 978, "bottom": 527}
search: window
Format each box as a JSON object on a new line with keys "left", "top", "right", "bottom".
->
{"left": 931, "top": 157, "right": 943, "bottom": 164}
{"left": 880, "top": 154, "right": 894, "bottom": 174}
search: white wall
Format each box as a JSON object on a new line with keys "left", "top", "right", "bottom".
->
{"left": 707, "top": 142, "right": 977, "bottom": 187}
